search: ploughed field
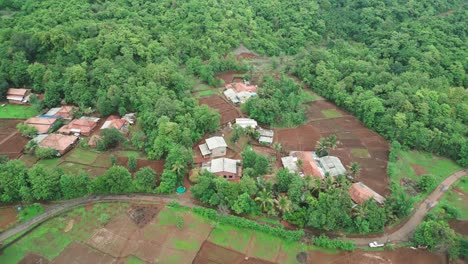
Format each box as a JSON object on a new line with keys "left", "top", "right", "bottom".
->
{"left": 198, "top": 95, "right": 241, "bottom": 125}
{"left": 0, "top": 119, "right": 28, "bottom": 159}
{"left": 0, "top": 202, "right": 447, "bottom": 264}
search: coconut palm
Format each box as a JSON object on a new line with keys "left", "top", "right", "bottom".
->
{"left": 327, "top": 134, "right": 338, "bottom": 150}
{"left": 255, "top": 188, "right": 274, "bottom": 212}
{"left": 275, "top": 195, "right": 292, "bottom": 214}
{"left": 171, "top": 161, "right": 185, "bottom": 175}
{"left": 348, "top": 162, "right": 360, "bottom": 179}
{"left": 273, "top": 142, "right": 282, "bottom": 160}
{"left": 315, "top": 138, "right": 329, "bottom": 157}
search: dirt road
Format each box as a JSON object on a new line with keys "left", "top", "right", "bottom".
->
{"left": 0, "top": 169, "right": 466, "bottom": 247}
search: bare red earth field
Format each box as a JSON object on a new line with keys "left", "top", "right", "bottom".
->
{"left": 0, "top": 119, "right": 28, "bottom": 159}
{"left": 198, "top": 95, "right": 241, "bottom": 124}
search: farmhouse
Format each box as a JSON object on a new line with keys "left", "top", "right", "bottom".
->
{"left": 224, "top": 80, "right": 258, "bottom": 104}
{"left": 25, "top": 117, "right": 58, "bottom": 134}
{"left": 202, "top": 158, "right": 242, "bottom": 180}
{"left": 198, "top": 136, "right": 227, "bottom": 158}
{"left": 235, "top": 118, "right": 258, "bottom": 129}
{"left": 257, "top": 127, "right": 274, "bottom": 145}
{"left": 100, "top": 115, "right": 129, "bottom": 133}
{"left": 44, "top": 105, "right": 75, "bottom": 119}
{"left": 58, "top": 118, "right": 98, "bottom": 136}
{"left": 38, "top": 133, "right": 79, "bottom": 156}
{"left": 6, "top": 88, "right": 30, "bottom": 104}
{"left": 281, "top": 151, "right": 346, "bottom": 179}
{"left": 317, "top": 156, "right": 346, "bottom": 177}
{"left": 122, "top": 113, "right": 136, "bottom": 125}
{"left": 348, "top": 182, "right": 386, "bottom": 205}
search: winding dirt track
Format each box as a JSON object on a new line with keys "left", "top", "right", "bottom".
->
{"left": 0, "top": 169, "right": 466, "bottom": 247}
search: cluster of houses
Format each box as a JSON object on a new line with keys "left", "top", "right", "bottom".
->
{"left": 223, "top": 80, "right": 258, "bottom": 104}
{"left": 196, "top": 117, "right": 385, "bottom": 206}
{"left": 24, "top": 105, "right": 134, "bottom": 156}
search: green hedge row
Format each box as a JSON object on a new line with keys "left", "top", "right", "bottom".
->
{"left": 312, "top": 235, "right": 355, "bottom": 251}
{"left": 192, "top": 207, "right": 304, "bottom": 242}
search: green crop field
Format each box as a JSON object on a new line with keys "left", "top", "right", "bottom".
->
{"left": 0, "top": 105, "right": 38, "bottom": 119}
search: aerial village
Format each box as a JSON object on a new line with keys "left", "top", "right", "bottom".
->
{"left": 2, "top": 76, "right": 385, "bottom": 208}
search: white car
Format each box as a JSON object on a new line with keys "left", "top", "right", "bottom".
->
{"left": 369, "top": 241, "right": 384, "bottom": 248}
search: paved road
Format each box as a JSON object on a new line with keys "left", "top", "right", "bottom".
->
{"left": 0, "top": 170, "right": 466, "bottom": 246}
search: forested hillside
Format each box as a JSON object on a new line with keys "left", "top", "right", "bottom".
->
{"left": 0, "top": 0, "right": 466, "bottom": 171}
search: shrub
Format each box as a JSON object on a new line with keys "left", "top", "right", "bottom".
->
{"left": 192, "top": 207, "right": 304, "bottom": 241}
{"left": 176, "top": 215, "right": 184, "bottom": 229}
{"left": 418, "top": 174, "right": 436, "bottom": 193}
{"left": 18, "top": 203, "right": 45, "bottom": 222}
{"left": 35, "top": 147, "right": 58, "bottom": 159}
{"left": 17, "top": 123, "right": 37, "bottom": 138}
{"left": 128, "top": 155, "right": 137, "bottom": 172}
{"left": 100, "top": 213, "right": 110, "bottom": 225}
{"left": 312, "top": 235, "right": 355, "bottom": 251}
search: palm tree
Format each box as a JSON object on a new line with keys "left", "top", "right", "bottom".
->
{"left": 327, "top": 134, "right": 338, "bottom": 150}
{"left": 171, "top": 161, "right": 185, "bottom": 175}
{"left": 348, "top": 162, "right": 360, "bottom": 179}
{"left": 255, "top": 188, "right": 274, "bottom": 212}
{"left": 273, "top": 143, "right": 282, "bottom": 161}
{"left": 275, "top": 195, "right": 292, "bottom": 214}
{"left": 315, "top": 138, "right": 329, "bottom": 157}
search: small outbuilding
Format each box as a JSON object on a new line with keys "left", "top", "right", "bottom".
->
{"left": 6, "top": 88, "right": 30, "bottom": 104}
{"left": 38, "top": 133, "right": 78, "bottom": 156}
{"left": 318, "top": 156, "right": 347, "bottom": 177}
{"left": 235, "top": 118, "right": 258, "bottom": 129}
{"left": 198, "top": 136, "right": 227, "bottom": 158}
{"left": 202, "top": 158, "right": 242, "bottom": 180}
{"left": 257, "top": 127, "right": 274, "bottom": 145}
{"left": 348, "top": 182, "right": 386, "bottom": 205}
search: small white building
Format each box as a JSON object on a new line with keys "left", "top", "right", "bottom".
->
{"left": 223, "top": 89, "right": 240, "bottom": 104}
{"left": 202, "top": 158, "right": 241, "bottom": 180}
{"left": 257, "top": 127, "right": 274, "bottom": 145}
{"left": 198, "top": 136, "right": 227, "bottom": 158}
{"left": 236, "top": 118, "right": 258, "bottom": 129}
{"left": 318, "top": 156, "right": 346, "bottom": 177}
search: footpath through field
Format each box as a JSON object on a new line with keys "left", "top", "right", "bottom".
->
{"left": 0, "top": 169, "right": 466, "bottom": 247}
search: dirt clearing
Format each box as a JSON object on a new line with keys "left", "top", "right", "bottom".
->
{"left": 126, "top": 204, "right": 161, "bottom": 228}
{"left": 198, "top": 95, "right": 241, "bottom": 124}
{"left": 19, "top": 252, "right": 50, "bottom": 264}
{"left": 52, "top": 242, "right": 115, "bottom": 264}
{"left": 0, "top": 206, "right": 18, "bottom": 231}
{"left": 193, "top": 241, "right": 274, "bottom": 264}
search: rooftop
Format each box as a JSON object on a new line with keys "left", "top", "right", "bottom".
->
{"left": 205, "top": 136, "right": 227, "bottom": 150}
{"left": 204, "top": 158, "right": 239, "bottom": 174}
{"left": 38, "top": 134, "right": 78, "bottom": 155}
{"left": 281, "top": 156, "right": 299, "bottom": 173}
{"left": 257, "top": 127, "right": 274, "bottom": 137}
{"left": 101, "top": 115, "right": 128, "bottom": 130}
{"left": 349, "top": 182, "right": 386, "bottom": 205}
{"left": 7, "top": 88, "right": 29, "bottom": 96}
{"left": 235, "top": 118, "right": 258, "bottom": 128}
{"left": 25, "top": 117, "right": 58, "bottom": 134}
{"left": 296, "top": 151, "right": 324, "bottom": 179}
{"left": 318, "top": 156, "right": 346, "bottom": 177}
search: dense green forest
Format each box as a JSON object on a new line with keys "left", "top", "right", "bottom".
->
{"left": 0, "top": 0, "right": 466, "bottom": 196}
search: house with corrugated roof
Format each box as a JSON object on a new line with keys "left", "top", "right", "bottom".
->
{"left": 6, "top": 88, "right": 30, "bottom": 104}
{"left": 25, "top": 117, "right": 59, "bottom": 134}
{"left": 202, "top": 158, "right": 242, "bottom": 180}
{"left": 38, "top": 133, "right": 78, "bottom": 155}
{"left": 198, "top": 136, "right": 227, "bottom": 158}
{"left": 223, "top": 80, "right": 258, "bottom": 104}
{"left": 100, "top": 115, "right": 129, "bottom": 134}
{"left": 257, "top": 127, "right": 274, "bottom": 145}
{"left": 58, "top": 118, "right": 99, "bottom": 136}
{"left": 348, "top": 182, "right": 386, "bottom": 205}
{"left": 236, "top": 118, "right": 258, "bottom": 129}
{"left": 45, "top": 105, "right": 75, "bottom": 119}
{"left": 281, "top": 151, "right": 346, "bottom": 179}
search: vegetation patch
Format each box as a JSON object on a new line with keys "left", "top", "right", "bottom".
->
{"left": 321, "top": 109, "right": 342, "bottom": 119}
{"left": 195, "top": 90, "right": 215, "bottom": 98}
{"left": 0, "top": 105, "right": 38, "bottom": 119}
{"left": 433, "top": 176, "right": 468, "bottom": 220}
{"left": 351, "top": 148, "right": 370, "bottom": 158}
{"left": 18, "top": 203, "right": 45, "bottom": 222}
{"left": 208, "top": 224, "right": 252, "bottom": 253}
{"left": 65, "top": 148, "right": 99, "bottom": 165}
{"left": 248, "top": 232, "right": 282, "bottom": 261}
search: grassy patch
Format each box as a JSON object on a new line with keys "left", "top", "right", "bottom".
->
{"left": 392, "top": 151, "right": 462, "bottom": 184}
{"left": 351, "top": 148, "right": 370, "bottom": 158}
{"left": 36, "top": 157, "right": 61, "bottom": 166}
{"left": 58, "top": 162, "right": 89, "bottom": 175}
{"left": 0, "top": 105, "right": 38, "bottom": 119}
{"left": 249, "top": 232, "right": 282, "bottom": 261}
{"left": 18, "top": 204, "right": 44, "bottom": 222}
{"left": 195, "top": 90, "right": 215, "bottom": 98}
{"left": 321, "top": 109, "right": 342, "bottom": 118}
{"left": 434, "top": 176, "right": 468, "bottom": 220}
{"left": 301, "top": 91, "right": 319, "bottom": 103}
{"left": 172, "top": 237, "right": 201, "bottom": 251}
{"left": 208, "top": 224, "right": 252, "bottom": 253}
{"left": 66, "top": 148, "right": 99, "bottom": 165}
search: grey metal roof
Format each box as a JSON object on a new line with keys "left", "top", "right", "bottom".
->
{"left": 198, "top": 143, "right": 211, "bottom": 156}
{"left": 259, "top": 136, "right": 273, "bottom": 144}
{"left": 205, "top": 136, "right": 227, "bottom": 150}
{"left": 79, "top": 116, "right": 100, "bottom": 122}
{"left": 203, "top": 158, "right": 239, "bottom": 174}
{"left": 45, "top": 108, "right": 61, "bottom": 116}
{"left": 257, "top": 128, "right": 274, "bottom": 137}
{"left": 281, "top": 156, "right": 299, "bottom": 173}
{"left": 235, "top": 118, "right": 258, "bottom": 128}
{"left": 318, "top": 156, "right": 346, "bottom": 177}
{"left": 224, "top": 89, "right": 239, "bottom": 104}
{"left": 32, "top": 134, "right": 48, "bottom": 144}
